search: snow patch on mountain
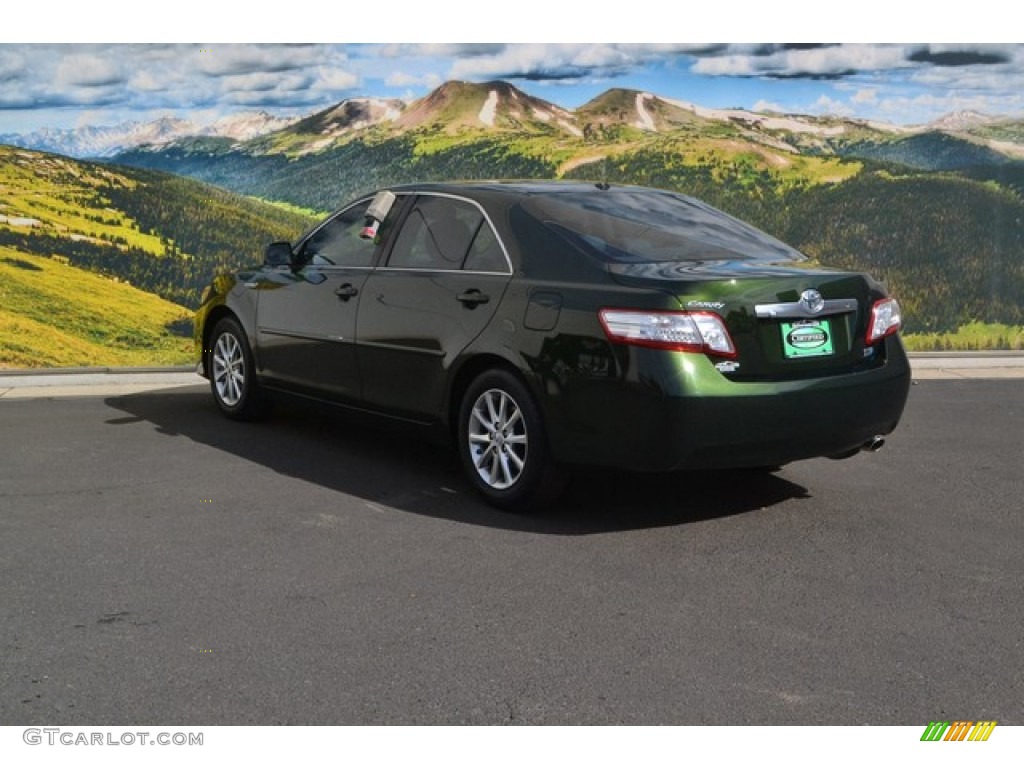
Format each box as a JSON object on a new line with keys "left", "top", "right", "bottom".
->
{"left": 634, "top": 93, "right": 656, "bottom": 132}
{"left": 479, "top": 90, "right": 499, "bottom": 127}
{"left": 660, "top": 97, "right": 847, "bottom": 136}
{"left": 558, "top": 119, "right": 582, "bottom": 138}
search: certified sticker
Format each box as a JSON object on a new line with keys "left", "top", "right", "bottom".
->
{"left": 781, "top": 319, "right": 834, "bottom": 358}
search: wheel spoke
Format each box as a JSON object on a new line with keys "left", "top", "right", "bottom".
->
{"left": 499, "top": 452, "right": 513, "bottom": 485}
{"left": 470, "top": 409, "right": 489, "bottom": 434}
{"left": 505, "top": 407, "right": 522, "bottom": 431}
{"left": 488, "top": 450, "right": 500, "bottom": 482}
{"left": 485, "top": 392, "right": 499, "bottom": 426}
{"left": 474, "top": 442, "right": 495, "bottom": 468}
{"left": 506, "top": 449, "right": 525, "bottom": 471}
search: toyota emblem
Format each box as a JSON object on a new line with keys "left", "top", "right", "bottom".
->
{"left": 800, "top": 289, "right": 824, "bottom": 313}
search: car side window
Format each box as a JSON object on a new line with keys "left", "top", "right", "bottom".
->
{"left": 388, "top": 196, "right": 482, "bottom": 271}
{"left": 463, "top": 221, "right": 509, "bottom": 273}
{"left": 297, "top": 201, "right": 374, "bottom": 267}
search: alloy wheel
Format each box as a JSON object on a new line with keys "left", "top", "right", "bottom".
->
{"left": 212, "top": 331, "right": 245, "bottom": 407}
{"left": 467, "top": 388, "right": 528, "bottom": 490}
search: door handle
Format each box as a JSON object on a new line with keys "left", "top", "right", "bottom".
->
{"left": 335, "top": 283, "right": 359, "bottom": 301}
{"left": 456, "top": 289, "right": 490, "bottom": 307}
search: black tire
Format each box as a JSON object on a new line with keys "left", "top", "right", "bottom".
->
{"left": 207, "top": 317, "right": 268, "bottom": 421}
{"left": 457, "top": 369, "right": 566, "bottom": 512}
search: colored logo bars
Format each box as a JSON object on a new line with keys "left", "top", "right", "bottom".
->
{"left": 921, "top": 721, "right": 997, "bottom": 742}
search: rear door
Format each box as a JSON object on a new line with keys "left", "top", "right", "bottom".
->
{"left": 356, "top": 193, "right": 513, "bottom": 420}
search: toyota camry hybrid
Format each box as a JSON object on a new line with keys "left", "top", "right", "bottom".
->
{"left": 195, "top": 181, "right": 911, "bottom": 510}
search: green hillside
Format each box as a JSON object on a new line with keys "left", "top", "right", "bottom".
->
{"left": 0, "top": 145, "right": 316, "bottom": 309}
{"left": 0, "top": 249, "right": 192, "bottom": 367}
{"left": 0, "top": 145, "right": 319, "bottom": 368}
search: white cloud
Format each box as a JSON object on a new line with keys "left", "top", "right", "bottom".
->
{"left": 693, "top": 44, "right": 911, "bottom": 79}
{"left": 194, "top": 44, "right": 323, "bottom": 77}
{"left": 0, "top": 50, "right": 26, "bottom": 82}
{"left": 377, "top": 44, "right": 504, "bottom": 59}
{"left": 129, "top": 71, "right": 168, "bottom": 92}
{"left": 852, "top": 88, "right": 878, "bottom": 105}
{"left": 753, "top": 99, "right": 786, "bottom": 113}
{"left": 812, "top": 95, "right": 855, "bottom": 116}
{"left": 449, "top": 43, "right": 641, "bottom": 81}
{"left": 385, "top": 71, "right": 441, "bottom": 88}
{"left": 222, "top": 72, "right": 314, "bottom": 93}
{"left": 693, "top": 55, "right": 758, "bottom": 77}
{"left": 56, "top": 54, "right": 124, "bottom": 87}
{"left": 910, "top": 65, "right": 1024, "bottom": 92}
{"left": 313, "top": 67, "right": 360, "bottom": 91}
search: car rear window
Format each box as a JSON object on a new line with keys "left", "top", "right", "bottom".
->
{"left": 522, "top": 187, "right": 805, "bottom": 263}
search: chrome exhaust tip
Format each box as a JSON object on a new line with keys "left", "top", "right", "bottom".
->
{"left": 862, "top": 436, "right": 886, "bottom": 453}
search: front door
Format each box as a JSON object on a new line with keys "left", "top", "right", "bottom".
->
{"left": 254, "top": 199, "right": 377, "bottom": 402}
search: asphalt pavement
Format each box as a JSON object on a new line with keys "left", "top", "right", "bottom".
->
{"left": 0, "top": 372, "right": 1021, "bottom": 724}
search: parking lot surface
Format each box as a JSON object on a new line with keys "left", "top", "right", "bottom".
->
{"left": 1, "top": 380, "right": 1021, "bottom": 724}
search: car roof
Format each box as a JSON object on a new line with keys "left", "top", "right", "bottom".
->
{"left": 385, "top": 179, "right": 657, "bottom": 202}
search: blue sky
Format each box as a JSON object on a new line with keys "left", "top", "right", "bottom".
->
{"left": 2, "top": 42, "right": 1022, "bottom": 133}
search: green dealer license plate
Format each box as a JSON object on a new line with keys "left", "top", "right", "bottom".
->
{"left": 781, "top": 319, "right": 834, "bottom": 359}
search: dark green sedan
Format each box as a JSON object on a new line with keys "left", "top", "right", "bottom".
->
{"left": 195, "top": 181, "right": 910, "bottom": 510}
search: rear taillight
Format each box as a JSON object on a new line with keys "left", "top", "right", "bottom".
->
{"left": 599, "top": 309, "right": 736, "bottom": 357}
{"left": 866, "top": 298, "right": 902, "bottom": 344}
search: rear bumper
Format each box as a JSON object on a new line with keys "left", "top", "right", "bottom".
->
{"left": 543, "top": 337, "right": 912, "bottom": 471}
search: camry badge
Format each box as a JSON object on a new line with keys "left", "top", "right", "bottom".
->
{"left": 800, "top": 289, "right": 825, "bottom": 314}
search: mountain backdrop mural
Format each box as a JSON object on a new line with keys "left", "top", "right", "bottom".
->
{"left": 2, "top": 44, "right": 1024, "bottom": 366}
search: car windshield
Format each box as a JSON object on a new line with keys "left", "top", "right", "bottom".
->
{"left": 523, "top": 187, "right": 806, "bottom": 263}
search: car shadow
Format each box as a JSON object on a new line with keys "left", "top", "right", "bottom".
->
{"left": 104, "top": 386, "right": 812, "bottom": 535}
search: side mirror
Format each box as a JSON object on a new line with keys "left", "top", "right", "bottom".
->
{"left": 265, "top": 241, "right": 293, "bottom": 267}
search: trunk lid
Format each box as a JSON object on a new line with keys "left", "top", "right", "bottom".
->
{"left": 608, "top": 260, "right": 887, "bottom": 380}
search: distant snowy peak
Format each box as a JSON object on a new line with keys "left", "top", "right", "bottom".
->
{"left": 0, "top": 111, "right": 301, "bottom": 158}
{"left": 129, "top": 117, "right": 200, "bottom": 146}
{"left": 205, "top": 111, "right": 301, "bottom": 141}
{"left": 927, "top": 110, "right": 997, "bottom": 131}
